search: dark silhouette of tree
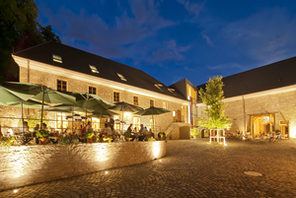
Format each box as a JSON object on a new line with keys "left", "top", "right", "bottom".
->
{"left": 0, "top": 0, "right": 60, "bottom": 83}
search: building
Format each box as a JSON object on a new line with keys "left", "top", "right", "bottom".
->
{"left": 197, "top": 56, "right": 296, "bottom": 139}
{"left": 10, "top": 42, "right": 195, "bottom": 138}
{"left": 169, "top": 78, "right": 198, "bottom": 126}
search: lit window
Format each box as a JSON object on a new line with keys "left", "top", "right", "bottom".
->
{"left": 53, "top": 54, "right": 63, "bottom": 63}
{"left": 117, "top": 73, "right": 127, "bottom": 81}
{"left": 168, "top": 88, "right": 175, "bottom": 93}
{"left": 89, "top": 86, "right": 96, "bottom": 94}
{"left": 57, "top": 80, "right": 67, "bottom": 91}
{"left": 150, "top": 100, "right": 154, "bottom": 107}
{"left": 162, "top": 102, "right": 167, "bottom": 109}
{"left": 134, "top": 96, "right": 139, "bottom": 106}
{"left": 154, "top": 83, "right": 163, "bottom": 90}
{"left": 114, "top": 92, "right": 120, "bottom": 103}
{"left": 89, "top": 65, "right": 99, "bottom": 73}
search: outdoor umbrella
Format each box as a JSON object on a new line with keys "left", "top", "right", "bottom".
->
{"left": 109, "top": 102, "right": 143, "bottom": 131}
{"left": 136, "top": 106, "right": 170, "bottom": 133}
{"left": 4, "top": 82, "right": 77, "bottom": 126}
{"left": 55, "top": 93, "right": 115, "bottom": 126}
{"left": 0, "top": 85, "right": 38, "bottom": 134}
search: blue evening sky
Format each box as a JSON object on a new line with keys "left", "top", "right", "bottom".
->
{"left": 35, "top": 0, "right": 296, "bottom": 86}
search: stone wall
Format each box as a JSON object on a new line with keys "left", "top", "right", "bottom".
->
{"left": 19, "top": 67, "right": 187, "bottom": 132}
{"left": 0, "top": 141, "right": 166, "bottom": 191}
{"left": 197, "top": 89, "right": 296, "bottom": 138}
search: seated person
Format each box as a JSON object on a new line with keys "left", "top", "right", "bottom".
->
{"left": 138, "top": 124, "right": 145, "bottom": 141}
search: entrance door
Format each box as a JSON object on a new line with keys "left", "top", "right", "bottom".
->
{"left": 280, "top": 120, "right": 289, "bottom": 139}
{"left": 250, "top": 114, "right": 275, "bottom": 137}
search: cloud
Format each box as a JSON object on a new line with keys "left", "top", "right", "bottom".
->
{"left": 150, "top": 40, "right": 191, "bottom": 63}
{"left": 222, "top": 8, "right": 296, "bottom": 65}
{"left": 177, "top": 0, "right": 204, "bottom": 17}
{"left": 201, "top": 32, "right": 214, "bottom": 46}
{"left": 208, "top": 63, "right": 245, "bottom": 71}
{"left": 38, "top": 0, "right": 175, "bottom": 59}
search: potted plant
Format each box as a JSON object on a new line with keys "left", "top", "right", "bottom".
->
{"left": 103, "top": 136, "right": 112, "bottom": 143}
{"left": 190, "top": 128, "right": 200, "bottom": 139}
{"left": 36, "top": 129, "right": 49, "bottom": 144}
{"left": 0, "top": 136, "right": 17, "bottom": 147}
{"left": 85, "top": 130, "right": 94, "bottom": 143}
{"left": 123, "top": 130, "right": 131, "bottom": 141}
{"left": 158, "top": 132, "right": 166, "bottom": 140}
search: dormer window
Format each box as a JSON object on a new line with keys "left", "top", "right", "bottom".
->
{"left": 154, "top": 83, "right": 163, "bottom": 90}
{"left": 117, "top": 73, "right": 127, "bottom": 81}
{"left": 52, "top": 54, "right": 62, "bottom": 63}
{"left": 89, "top": 65, "right": 99, "bottom": 73}
{"left": 168, "top": 88, "right": 175, "bottom": 93}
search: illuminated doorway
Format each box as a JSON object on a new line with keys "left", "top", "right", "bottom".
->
{"left": 250, "top": 114, "right": 275, "bottom": 137}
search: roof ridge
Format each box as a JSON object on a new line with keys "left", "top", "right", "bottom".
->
{"left": 13, "top": 41, "right": 54, "bottom": 54}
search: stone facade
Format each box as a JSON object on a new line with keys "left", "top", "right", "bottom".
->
{"left": 0, "top": 141, "right": 166, "bottom": 191}
{"left": 17, "top": 63, "right": 189, "bottom": 134}
{"left": 198, "top": 88, "right": 296, "bottom": 138}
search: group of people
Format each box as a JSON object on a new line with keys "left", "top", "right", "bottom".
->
{"left": 125, "top": 124, "right": 154, "bottom": 141}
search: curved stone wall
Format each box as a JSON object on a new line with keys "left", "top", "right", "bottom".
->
{"left": 0, "top": 141, "right": 166, "bottom": 191}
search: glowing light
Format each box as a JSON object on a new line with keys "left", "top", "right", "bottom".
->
{"left": 13, "top": 189, "right": 19, "bottom": 193}
{"left": 124, "top": 112, "right": 132, "bottom": 118}
{"left": 93, "top": 144, "right": 109, "bottom": 162}
{"left": 290, "top": 121, "right": 296, "bottom": 138}
{"left": 105, "top": 171, "right": 109, "bottom": 175}
{"left": 159, "top": 159, "right": 162, "bottom": 163}
{"left": 7, "top": 128, "right": 14, "bottom": 136}
{"left": 172, "top": 111, "right": 176, "bottom": 117}
{"left": 152, "top": 141, "right": 161, "bottom": 159}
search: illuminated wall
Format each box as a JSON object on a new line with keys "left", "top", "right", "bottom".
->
{"left": 198, "top": 88, "right": 296, "bottom": 138}
{"left": 0, "top": 141, "right": 166, "bottom": 191}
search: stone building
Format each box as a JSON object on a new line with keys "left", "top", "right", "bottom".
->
{"left": 197, "top": 57, "right": 296, "bottom": 139}
{"left": 9, "top": 42, "right": 194, "bottom": 139}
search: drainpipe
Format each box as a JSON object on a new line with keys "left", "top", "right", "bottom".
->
{"left": 242, "top": 95, "right": 246, "bottom": 136}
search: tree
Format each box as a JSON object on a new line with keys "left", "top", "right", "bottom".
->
{"left": 198, "top": 76, "right": 231, "bottom": 129}
{"left": 0, "top": 0, "right": 60, "bottom": 83}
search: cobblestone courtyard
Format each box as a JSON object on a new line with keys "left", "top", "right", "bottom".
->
{"left": 1, "top": 139, "right": 296, "bottom": 198}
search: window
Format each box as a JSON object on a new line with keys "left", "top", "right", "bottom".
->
{"left": 154, "top": 83, "right": 163, "bottom": 90}
{"left": 168, "top": 88, "right": 175, "bottom": 93}
{"left": 117, "top": 73, "right": 127, "bottom": 81}
{"left": 114, "top": 92, "right": 120, "bottom": 103}
{"left": 57, "top": 80, "right": 67, "bottom": 91}
{"left": 133, "top": 96, "right": 139, "bottom": 106}
{"left": 89, "top": 86, "right": 96, "bottom": 94}
{"left": 52, "top": 54, "right": 63, "bottom": 63}
{"left": 150, "top": 100, "right": 154, "bottom": 107}
{"left": 89, "top": 65, "right": 99, "bottom": 73}
{"left": 162, "top": 101, "right": 167, "bottom": 109}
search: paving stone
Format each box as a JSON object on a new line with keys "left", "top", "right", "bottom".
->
{"left": 0, "top": 139, "right": 295, "bottom": 197}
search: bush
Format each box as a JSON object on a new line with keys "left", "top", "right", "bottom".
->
{"left": 36, "top": 129, "right": 49, "bottom": 138}
{"left": 190, "top": 128, "right": 200, "bottom": 137}
{"left": 85, "top": 131, "right": 94, "bottom": 139}
{"left": 0, "top": 136, "right": 17, "bottom": 147}
{"left": 57, "top": 134, "right": 79, "bottom": 145}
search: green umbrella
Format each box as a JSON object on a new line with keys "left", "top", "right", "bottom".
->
{"left": 0, "top": 84, "right": 38, "bottom": 134}
{"left": 0, "top": 85, "right": 29, "bottom": 105}
{"left": 137, "top": 106, "right": 170, "bottom": 133}
{"left": 4, "top": 82, "right": 76, "bottom": 126}
{"left": 109, "top": 102, "right": 143, "bottom": 112}
{"left": 109, "top": 102, "right": 143, "bottom": 131}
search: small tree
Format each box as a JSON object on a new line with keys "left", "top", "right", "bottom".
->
{"left": 198, "top": 76, "right": 231, "bottom": 129}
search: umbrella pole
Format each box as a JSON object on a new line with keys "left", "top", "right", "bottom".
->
{"left": 71, "top": 106, "right": 74, "bottom": 133}
{"left": 40, "top": 86, "right": 45, "bottom": 127}
{"left": 21, "top": 102, "right": 24, "bottom": 135}
{"left": 61, "top": 112, "right": 63, "bottom": 132}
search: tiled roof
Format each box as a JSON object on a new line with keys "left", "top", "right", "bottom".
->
{"left": 197, "top": 56, "right": 296, "bottom": 101}
{"left": 14, "top": 42, "right": 185, "bottom": 100}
